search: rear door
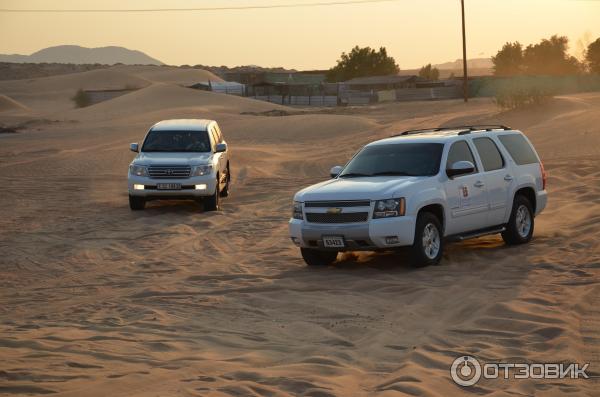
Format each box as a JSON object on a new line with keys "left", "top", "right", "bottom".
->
{"left": 444, "top": 140, "right": 490, "bottom": 235}
{"left": 472, "top": 136, "right": 514, "bottom": 226}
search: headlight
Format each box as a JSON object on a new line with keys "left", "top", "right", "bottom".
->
{"left": 129, "top": 164, "right": 148, "bottom": 177}
{"left": 373, "top": 198, "right": 405, "bottom": 218}
{"left": 292, "top": 201, "right": 303, "bottom": 220}
{"left": 192, "top": 164, "right": 213, "bottom": 176}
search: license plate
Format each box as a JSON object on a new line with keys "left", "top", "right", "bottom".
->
{"left": 322, "top": 235, "right": 345, "bottom": 248}
{"left": 157, "top": 183, "right": 181, "bottom": 190}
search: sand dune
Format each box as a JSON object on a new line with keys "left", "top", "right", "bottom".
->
{"left": 1, "top": 69, "right": 599, "bottom": 397}
{"left": 112, "top": 64, "right": 223, "bottom": 85}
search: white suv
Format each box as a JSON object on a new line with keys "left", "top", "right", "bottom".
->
{"left": 128, "top": 119, "right": 230, "bottom": 211}
{"left": 289, "top": 125, "right": 547, "bottom": 267}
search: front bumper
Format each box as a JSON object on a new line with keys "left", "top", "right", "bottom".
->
{"left": 128, "top": 174, "right": 217, "bottom": 198}
{"left": 289, "top": 216, "right": 416, "bottom": 251}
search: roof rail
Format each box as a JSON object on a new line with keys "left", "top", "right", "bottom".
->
{"left": 393, "top": 125, "right": 511, "bottom": 137}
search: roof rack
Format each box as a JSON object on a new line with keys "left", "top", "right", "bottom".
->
{"left": 393, "top": 125, "right": 511, "bottom": 137}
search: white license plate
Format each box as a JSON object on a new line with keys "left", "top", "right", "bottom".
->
{"left": 322, "top": 235, "right": 345, "bottom": 248}
{"left": 157, "top": 183, "right": 181, "bottom": 190}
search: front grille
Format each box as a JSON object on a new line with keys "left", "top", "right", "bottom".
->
{"left": 305, "top": 200, "right": 371, "bottom": 208}
{"left": 306, "top": 212, "right": 369, "bottom": 223}
{"left": 148, "top": 165, "right": 191, "bottom": 179}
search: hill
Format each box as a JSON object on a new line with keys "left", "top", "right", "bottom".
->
{"left": 0, "top": 45, "right": 163, "bottom": 65}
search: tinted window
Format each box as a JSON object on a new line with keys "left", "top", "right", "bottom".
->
{"left": 339, "top": 143, "right": 444, "bottom": 177}
{"left": 498, "top": 134, "right": 538, "bottom": 165}
{"left": 473, "top": 137, "right": 504, "bottom": 171}
{"left": 142, "top": 130, "right": 211, "bottom": 152}
{"left": 446, "top": 140, "right": 477, "bottom": 174}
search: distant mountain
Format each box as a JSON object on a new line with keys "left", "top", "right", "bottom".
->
{"left": 0, "top": 45, "right": 163, "bottom": 65}
{"left": 433, "top": 58, "right": 493, "bottom": 70}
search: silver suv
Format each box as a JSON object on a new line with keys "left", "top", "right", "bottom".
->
{"left": 128, "top": 119, "right": 230, "bottom": 210}
{"left": 289, "top": 125, "right": 547, "bottom": 267}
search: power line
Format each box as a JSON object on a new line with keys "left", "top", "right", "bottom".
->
{"left": 0, "top": 0, "right": 400, "bottom": 13}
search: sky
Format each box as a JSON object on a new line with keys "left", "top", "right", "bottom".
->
{"left": 0, "top": 0, "right": 599, "bottom": 70}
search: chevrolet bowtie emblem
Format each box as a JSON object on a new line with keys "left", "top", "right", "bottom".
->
{"left": 327, "top": 208, "right": 343, "bottom": 214}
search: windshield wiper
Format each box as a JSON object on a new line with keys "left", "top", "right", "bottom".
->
{"left": 338, "top": 172, "right": 372, "bottom": 178}
{"left": 370, "top": 171, "right": 418, "bottom": 176}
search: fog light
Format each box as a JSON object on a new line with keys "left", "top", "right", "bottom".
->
{"left": 385, "top": 236, "right": 399, "bottom": 245}
{"left": 133, "top": 184, "right": 144, "bottom": 190}
{"left": 291, "top": 237, "right": 301, "bottom": 246}
{"left": 195, "top": 184, "right": 207, "bottom": 190}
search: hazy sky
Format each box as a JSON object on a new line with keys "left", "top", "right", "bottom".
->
{"left": 0, "top": 0, "right": 599, "bottom": 70}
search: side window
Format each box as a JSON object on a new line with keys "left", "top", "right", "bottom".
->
{"left": 473, "top": 137, "right": 504, "bottom": 171}
{"left": 446, "top": 140, "right": 477, "bottom": 174}
{"left": 497, "top": 134, "right": 538, "bottom": 165}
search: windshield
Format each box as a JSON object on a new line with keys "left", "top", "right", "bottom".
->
{"left": 339, "top": 143, "right": 443, "bottom": 177}
{"left": 141, "top": 130, "right": 211, "bottom": 152}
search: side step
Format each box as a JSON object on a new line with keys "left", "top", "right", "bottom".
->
{"left": 448, "top": 226, "right": 506, "bottom": 242}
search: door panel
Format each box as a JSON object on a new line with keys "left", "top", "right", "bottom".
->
{"left": 445, "top": 174, "right": 489, "bottom": 235}
{"left": 472, "top": 137, "right": 512, "bottom": 226}
{"left": 444, "top": 140, "right": 489, "bottom": 235}
{"left": 482, "top": 169, "right": 513, "bottom": 225}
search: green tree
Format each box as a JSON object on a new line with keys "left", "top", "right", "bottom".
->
{"left": 326, "top": 46, "right": 399, "bottom": 82}
{"left": 492, "top": 42, "right": 523, "bottom": 76}
{"left": 418, "top": 64, "right": 440, "bottom": 80}
{"left": 586, "top": 37, "right": 600, "bottom": 74}
{"left": 523, "top": 35, "right": 581, "bottom": 75}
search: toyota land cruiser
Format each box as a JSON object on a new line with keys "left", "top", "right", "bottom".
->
{"left": 128, "top": 119, "right": 230, "bottom": 210}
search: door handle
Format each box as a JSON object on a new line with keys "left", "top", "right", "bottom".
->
{"left": 504, "top": 175, "right": 513, "bottom": 181}
{"left": 474, "top": 181, "right": 484, "bottom": 188}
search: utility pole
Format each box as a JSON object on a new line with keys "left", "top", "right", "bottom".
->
{"left": 461, "top": 0, "right": 468, "bottom": 102}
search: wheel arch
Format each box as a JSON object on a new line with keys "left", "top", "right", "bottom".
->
{"left": 513, "top": 185, "right": 536, "bottom": 214}
{"left": 417, "top": 203, "right": 445, "bottom": 233}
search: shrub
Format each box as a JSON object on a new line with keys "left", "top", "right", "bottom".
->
{"left": 495, "top": 86, "right": 554, "bottom": 110}
{"left": 72, "top": 89, "right": 91, "bottom": 108}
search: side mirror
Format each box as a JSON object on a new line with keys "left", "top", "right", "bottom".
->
{"left": 130, "top": 143, "right": 139, "bottom": 152}
{"left": 330, "top": 165, "right": 343, "bottom": 178}
{"left": 215, "top": 143, "right": 227, "bottom": 153}
{"left": 447, "top": 161, "right": 475, "bottom": 178}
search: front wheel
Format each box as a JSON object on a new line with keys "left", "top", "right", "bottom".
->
{"left": 204, "top": 178, "right": 220, "bottom": 211}
{"left": 409, "top": 212, "right": 443, "bottom": 267}
{"left": 301, "top": 248, "right": 338, "bottom": 266}
{"left": 129, "top": 195, "right": 146, "bottom": 211}
{"left": 502, "top": 195, "right": 534, "bottom": 245}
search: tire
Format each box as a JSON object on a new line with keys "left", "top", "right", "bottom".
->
{"left": 203, "top": 179, "right": 220, "bottom": 211}
{"left": 220, "top": 164, "right": 230, "bottom": 197}
{"left": 502, "top": 195, "right": 534, "bottom": 245}
{"left": 301, "top": 248, "right": 338, "bottom": 266}
{"left": 409, "top": 212, "right": 443, "bottom": 267}
{"left": 129, "top": 195, "right": 146, "bottom": 211}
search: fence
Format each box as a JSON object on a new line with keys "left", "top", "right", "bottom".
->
{"left": 470, "top": 75, "right": 600, "bottom": 98}
{"left": 254, "top": 95, "right": 338, "bottom": 106}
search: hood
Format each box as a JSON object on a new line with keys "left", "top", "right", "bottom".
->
{"left": 295, "top": 176, "right": 424, "bottom": 202}
{"left": 133, "top": 152, "right": 212, "bottom": 166}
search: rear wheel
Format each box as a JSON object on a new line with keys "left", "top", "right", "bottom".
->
{"left": 301, "top": 248, "right": 338, "bottom": 266}
{"left": 502, "top": 195, "right": 534, "bottom": 245}
{"left": 204, "top": 179, "right": 220, "bottom": 211}
{"left": 220, "top": 164, "right": 230, "bottom": 197}
{"left": 409, "top": 212, "right": 443, "bottom": 267}
{"left": 129, "top": 195, "right": 146, "bottom": 211}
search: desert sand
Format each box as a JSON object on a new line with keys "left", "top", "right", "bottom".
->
{"left": 1, "top": 65, "right": 599, "bottom": 396}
